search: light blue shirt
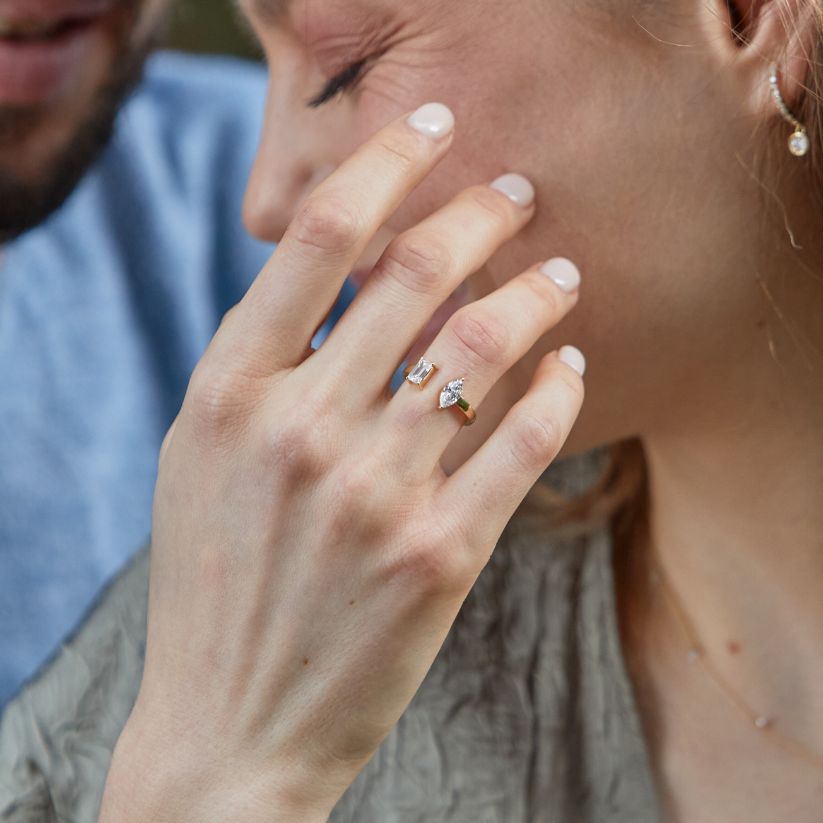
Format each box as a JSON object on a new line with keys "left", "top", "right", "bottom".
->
{"left": 0, "top": 51, "right": 356, "bottom": 707}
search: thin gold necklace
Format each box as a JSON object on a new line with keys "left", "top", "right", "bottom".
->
{"left": 648, "top": 550, "right": 823, "bottom": 772}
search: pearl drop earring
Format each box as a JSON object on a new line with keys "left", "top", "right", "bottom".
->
{"left": 768, "top": 62, "right": 810, "bottom": 157}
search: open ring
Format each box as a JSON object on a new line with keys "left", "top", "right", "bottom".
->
{"left": 404, "top": 357, "right": 477, "bottom": 426}
{"left": 403, "top": 357, "right": 439, "bottom": 388}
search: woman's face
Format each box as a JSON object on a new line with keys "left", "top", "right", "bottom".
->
{"left": 241, "top": 0, "right": 770, "bottom": 462}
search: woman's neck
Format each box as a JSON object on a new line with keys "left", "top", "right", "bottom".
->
{"left": 624, "top": 350, "right": 823, "bottom": 757}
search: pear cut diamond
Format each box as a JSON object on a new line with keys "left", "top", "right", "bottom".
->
{"left": 439, "top": 378, "right": 464, "bottom": 409}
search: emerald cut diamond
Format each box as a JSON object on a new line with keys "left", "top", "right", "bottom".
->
{"left": 406, "top": 358, "right": 435, "bottom": 386}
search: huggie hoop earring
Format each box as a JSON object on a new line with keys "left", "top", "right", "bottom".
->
{"left": 769, "top": 62, "right": 810, "bottom": 156}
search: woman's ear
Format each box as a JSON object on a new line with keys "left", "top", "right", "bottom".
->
{"left": 703, "top": 0, "right": 818, "bottom": 117}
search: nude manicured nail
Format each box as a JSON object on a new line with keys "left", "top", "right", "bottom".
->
{"left": 490, "top": 173, "right": 535, "bottom": 208}
{"left": 407, "top": 103, "right": 455, "bottom": 139}
{"left": 558, "top": 345, "right": 586, "bottom": 377}
{"left": 540, "top": 257, "right": 581, "bottom": 293}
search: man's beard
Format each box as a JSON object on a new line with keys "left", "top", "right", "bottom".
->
{"left": 0, "top": 13, "right": 165, "bottom": 244}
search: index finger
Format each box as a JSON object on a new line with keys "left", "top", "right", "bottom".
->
{"left": 214, "top": 102, "right": 457, "bottom": 374}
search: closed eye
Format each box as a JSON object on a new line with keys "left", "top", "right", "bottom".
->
{"left": 307, "top": 59, "right": 367, "bottom": 108}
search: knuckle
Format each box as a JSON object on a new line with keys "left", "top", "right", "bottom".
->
{"left": 158, "top": 419, "right": 177, "bottom": 463}
{"left": 447, "top": 308, "right": 512, "bottom": 369}
{"left": 378, "top": 234, "right": 453, "bottom": 296}
{"left": 289, "top": 193, "right": 363, "bottom": 256}
{"left": 326, "top": 459, "right": 392, "bottom": 538}
{"left": 217, "top": 303, "right": 241, "bottom": 333}
{"left": 391, "top": 534, "right": 468, "bottom": 595}
{"left": 185, "top": 363, "right": 250, "bottom": 439}
{"left": 465, "top": 184, "right": 515, "bottom": 223}
{"left": 261, "top": 417, "right": 327, "bottom": 481}
{"left": 508, "top": 412, "right": 562, "bottom": 470}
{"left": 336, "top": 461, "right": 378, "bottom": 506}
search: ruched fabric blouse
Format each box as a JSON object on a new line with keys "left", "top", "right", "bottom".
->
{"left": 0, "top": 447, "right": 662, "bottom": 822}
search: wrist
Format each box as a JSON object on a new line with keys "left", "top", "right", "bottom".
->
{"left": 99, "top": 716, "right": 330, "bottom": 823}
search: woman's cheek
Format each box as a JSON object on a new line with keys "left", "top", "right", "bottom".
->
{"left": 349, "top": 89, "right": 485, "bottom": 238}
{"left": 359, "top": 84, "right": 543, "bottom": 294}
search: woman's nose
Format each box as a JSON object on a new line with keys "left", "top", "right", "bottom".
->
{"left": 244, "top": 140, "right": 334, "bottom": 242}
{"left": 243, "top": 87, "right": 353, "bottom": 243}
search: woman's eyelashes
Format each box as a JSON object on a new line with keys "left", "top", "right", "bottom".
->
{"left": 307, "top": 58, "right": 368, "bottom": 108}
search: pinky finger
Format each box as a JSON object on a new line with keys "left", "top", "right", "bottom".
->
{"left": 438, "top": 346, "right": 586, "bottom": 550}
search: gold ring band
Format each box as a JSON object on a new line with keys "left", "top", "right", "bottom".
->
{"left": 403, "top": 359, "right": 477, "bottom": 427}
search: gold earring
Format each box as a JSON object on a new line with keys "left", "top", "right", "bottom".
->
{"left": 769, "top": 62, "right": 810, "bottom": 157}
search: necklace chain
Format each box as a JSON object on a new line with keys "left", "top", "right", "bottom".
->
{"left": 648, "top": 553, "right": 823, "bottom": 772}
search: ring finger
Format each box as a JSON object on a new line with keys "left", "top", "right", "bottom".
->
{"left": 382, "top": 256, "right": 582, "bottom": 482}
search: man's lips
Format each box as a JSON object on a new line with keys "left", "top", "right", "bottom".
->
{"left": 0, "top": 1, "right": 115, "bottom": 106}
{"left": 0, "top": 0, "right": 114, "bottom": 21}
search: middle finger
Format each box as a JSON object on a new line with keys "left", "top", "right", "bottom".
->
{"left": 307, "top": 173, "right": 536, "bottom": 400}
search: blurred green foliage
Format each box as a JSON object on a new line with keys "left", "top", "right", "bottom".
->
{"left": 165, "top": 0, "right": 262, "bottom": 60}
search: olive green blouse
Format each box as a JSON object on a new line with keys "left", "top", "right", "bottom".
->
{"left": 0, "top": 447, "right": 662, "bottom": 822}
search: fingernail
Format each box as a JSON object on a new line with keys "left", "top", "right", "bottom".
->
{"left": 490, "top": 173, "right": 535, "bottom": 208}
{"left": 558, "top": 345, "right": 586, "bottom": 377}
{"left": 407, "top": 103, "right": 455, "bottom": 139}
{"left": 540, "top": 257, "right": 580, "bottom": 294}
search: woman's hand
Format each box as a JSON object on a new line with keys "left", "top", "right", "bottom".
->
{"left": 99, "top": 102, "right": 585, "bottom": 823}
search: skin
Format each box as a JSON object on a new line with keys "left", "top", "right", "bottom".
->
{"left": 100, "top": 0, "right": 823, "bottom": 820}
{"left": 100, "top": 109, "right": 587, "bottom": 821}
{"left": 0, "top": 0, "right": 169, "bottom": 240}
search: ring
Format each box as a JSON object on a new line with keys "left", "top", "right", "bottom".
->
{"left": 403, "top": 357, "right": 439, "bottom": 388}
{"left": 403, "top": 357, "right": 477, "bottom": 426}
